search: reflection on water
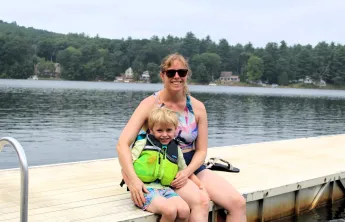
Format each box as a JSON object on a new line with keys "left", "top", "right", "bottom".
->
{"left": 1, "top": 79, "right": 345, "bottom": 221}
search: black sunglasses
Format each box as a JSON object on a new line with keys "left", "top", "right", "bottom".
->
{"left": 165, "top": 69, "right": 188, "bottom": 78}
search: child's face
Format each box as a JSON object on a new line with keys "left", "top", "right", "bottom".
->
{"left": 150, "top": 123, "right": 176, "bottom": 145}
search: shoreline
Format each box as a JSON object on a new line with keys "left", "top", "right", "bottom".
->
{"left": 4, "top": 77, "right": 345, "bottom": 91}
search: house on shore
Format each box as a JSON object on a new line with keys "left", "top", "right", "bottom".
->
{"left": 140, "top": 71, "right": 150, "bottom": 82}
{"left": 219, "top": 71, "right": 240, "bottom": 84}
{"left": 54, "top": 63, "right": 61, "bottom": 78}
{"left": 34, "top": 62, "right": 61, "bottom": 78}
{"left": 114, "top": 67, "right": 134, "bottom": 83}
{"left": 124, "top": 67, "right": 134, "bottom": 82}
{"left": 298, "top": 76, "right": 327, "bottom": 87}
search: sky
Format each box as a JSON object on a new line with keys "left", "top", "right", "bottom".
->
{"left": 1, "top": 0, "right": 345, "bottom": 47}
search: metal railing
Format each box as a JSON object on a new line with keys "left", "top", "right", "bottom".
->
{"left": 0, "top": 137, "right": 28, "bottom": 222}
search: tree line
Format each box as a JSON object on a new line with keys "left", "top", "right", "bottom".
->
{"left": 1, "top": 20, "right": 345, "bottom": 85}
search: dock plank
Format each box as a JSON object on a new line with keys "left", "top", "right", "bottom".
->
{"left": 1, "top": 134, "right": 345, "bottom": 221}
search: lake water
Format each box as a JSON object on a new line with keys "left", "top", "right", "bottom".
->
{"left": 1, "top": 79, "right": 345, "bottom": 221}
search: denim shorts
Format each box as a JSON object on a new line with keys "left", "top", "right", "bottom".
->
{"left": 183, "top": 150, "right": 207, "bottom": 175}
{"left": 138, "top": 187, "right": 178, "bottom": 210}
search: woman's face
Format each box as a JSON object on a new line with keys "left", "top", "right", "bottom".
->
{"left": 161, "top": 60, "right": 188, "bottom": 92}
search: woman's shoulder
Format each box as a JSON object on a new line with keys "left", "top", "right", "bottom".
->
{"left": 189, "top": 95, "right": 206, "bottom": 111}
{"left": 136, "top": 94, "right": 157, "bottom": 113}
{"left": 189, "top": 95, "right": 207, "bottom": 119}
{"left": 140, "top": 94, "right": 156, "bottom": 106}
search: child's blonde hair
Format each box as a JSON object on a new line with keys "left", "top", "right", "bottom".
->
{"left": 148, "top": 107, "right": 178, "bottom": 130}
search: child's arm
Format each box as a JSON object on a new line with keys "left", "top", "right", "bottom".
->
{"left": 122, "top": 139, "right": 149, "bottom": 194}
{"left": 173, "top": 147, "right": 206, "bottom": 190}
{"left": 131, "top": 139, "right": 146, "bottom": 161}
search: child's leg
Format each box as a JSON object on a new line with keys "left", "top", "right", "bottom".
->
{"left": 161, "top": 188, "right": 190, "bottom": 222}
{"left": 139, "top": 188, "right": 178, "bottom": 222}
{"left": 145, "top": 188, "right": 190, "bottom": 222}
{"left": 146, "top": 196, "right": 178, "bottom": 222}
{"left": 167, "top": 196, "right": 190, "bottom": 222}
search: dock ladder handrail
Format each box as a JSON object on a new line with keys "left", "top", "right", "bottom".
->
{"left": 0, "top": 137, "right": 29, "bottom": 222}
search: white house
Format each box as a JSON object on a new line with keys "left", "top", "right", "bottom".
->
{"left": 54, "top": 63, "right": 61, "bottom": 77}
{"left": 219, "top": 71, "right": 240, "bottom": 83}
{"left": 320, "top": 79, "right": 326, "bottom": 86}
{"left": 141, "top": 71, "right": 150, "bottom": 82}
{"left": 125, "top": 67, "right": 134, "bottom": 80}
{"left": 298, "top": 76, "right": 327, "bottom": 87}
{"left": 114, "top": 75, "right": 124, "bottom": 82}
{"left": 303, "top": 76, "right": 313, "bottom": 84}
{"left": 315, "top": 79, "right": 327, "bottom": 87}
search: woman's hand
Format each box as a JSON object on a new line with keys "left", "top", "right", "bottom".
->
{"left": 198, "top": 183, "right": 210, "bottom": 198}
{"left": 171, "top": 169, "right": 189, "bottom": 189}
{"left": 127, "top": 177, "right": 149, "bottom": 207}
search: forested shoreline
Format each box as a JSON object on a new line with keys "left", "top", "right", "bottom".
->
{"left": 1, "top": 20, "right": 345, "bottom": 87}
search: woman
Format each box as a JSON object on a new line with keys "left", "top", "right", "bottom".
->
{"left": 117, "top": 53, "right": 246, "bottom": 222}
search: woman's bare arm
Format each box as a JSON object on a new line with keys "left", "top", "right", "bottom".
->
{"left": 185, "top": 97, "right": 208, "bottom": 176}
{"left": 117, "top": 97, "right": 154, "bottom": 178}
{"left": 171, "top": 98, "right": 208, "bottom": 188}
{"left": 116, "top": 96, "right": 155, "bottom": 206}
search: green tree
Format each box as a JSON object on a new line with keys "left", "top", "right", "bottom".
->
{"left": 296, "top": 45, "right": 315, "bottom": 81}
{"left": 262, "top": 42, "right": 279, "bottom": 83}
{"left": 56, "top": 46, "right": 82, "bottom": 80}
{"left": 0, "top": 33, "right": 34, "bottom": 79}
{"left": 218, "top": 39, "right": 231, "bottom": 71}
{"left": 246, "top": 55, "right": 264, "bottom": 82}
{"left": 331, "top": 45, "right": 345, "bottom": 84}
{"left": 3, "top": 19, "right": 345, "bottom": 86}
{"left": 37, "top": 39, "right": 55, "bottom": 61}
{"left": 195, "top": 63, "right": 209, "bottom": 83}
{"left": 199, "top": 35, "right": 212, "bottom": 54}
{"left": 180, "top": 32, "right": 199, "bottom": 58}
{"left": 198, "top": 53, "right": 221, "bottom": 80}
{"left": 147, "top": 62, "right": 160, "bottom": 83}
{"left": 132, "top": 59, "right": 144, "bottom": 81}
{"left": 278, "top": 72, "right": 289, "bottom": 85}
{"left": 229, "top": 44, "right": 244, "bottom": 75}
{"left": 313, "top": 41, "right": 332, "bottom": 82}
{"left": 37, "top": 57, "right": 55, "bottom": 76}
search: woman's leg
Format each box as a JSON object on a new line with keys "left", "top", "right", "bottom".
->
{"left": 197, "top": 169, "right": 247, "bottom": 222}
{"left": 175, "top": 179, "right": 210, "bottom": 222}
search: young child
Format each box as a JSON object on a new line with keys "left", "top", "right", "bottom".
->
{"left": 122, "top": 107, "right": 205, "bottom": 222}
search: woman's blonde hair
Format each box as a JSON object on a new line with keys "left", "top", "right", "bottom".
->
{"left": 160, "top": 53, "right": 191, "bottom": 95}
{"left": 148, "top": 107, "right": 178, "bottom": 130}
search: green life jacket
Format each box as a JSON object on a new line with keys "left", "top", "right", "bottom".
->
{"left": 133, "top": 134, "right": 179, "bottom": 186}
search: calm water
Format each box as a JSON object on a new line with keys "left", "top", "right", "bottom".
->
{"left": 1, "top": 79, "right": 345, "bottom": 221}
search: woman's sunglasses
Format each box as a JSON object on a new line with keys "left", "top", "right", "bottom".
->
{"left": 165, "top": 69, "right": 188, "bottom": 78}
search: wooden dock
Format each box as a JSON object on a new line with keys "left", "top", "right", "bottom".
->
{"left": 1, "top": 134, "right": 345, "bottom": 221}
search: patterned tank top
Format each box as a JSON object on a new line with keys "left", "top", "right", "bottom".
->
{"left": 153, "top": 91, "right": 198, "bottom": 151}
